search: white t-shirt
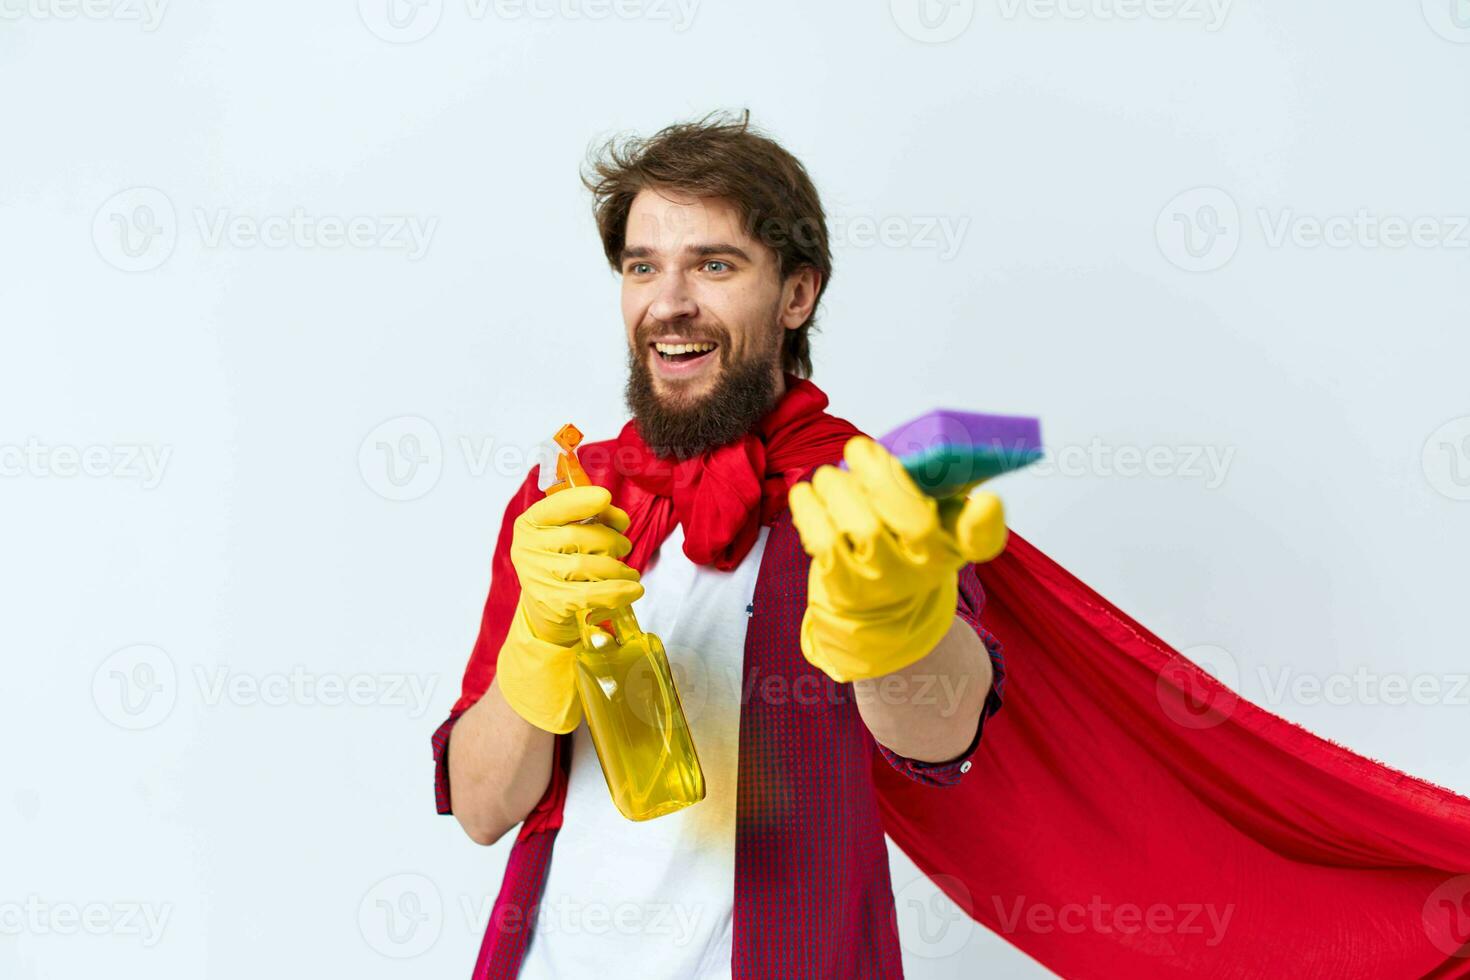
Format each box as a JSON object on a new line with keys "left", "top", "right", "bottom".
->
{"left": 518, "top": 522, "right": 768, "bottom": 980}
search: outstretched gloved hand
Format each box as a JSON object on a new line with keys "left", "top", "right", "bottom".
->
{"left": 496, "top": 485, "right": 644, "bottom": 733}
{"left": 788, "top": 435, "right": 1006, "bottom": 683}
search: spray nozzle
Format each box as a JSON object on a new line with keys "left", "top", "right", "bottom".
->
{"left": 536, "top": 422, "right": 591, "bottom": 495}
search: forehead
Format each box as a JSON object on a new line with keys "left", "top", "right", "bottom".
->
{"left": 623, "top": 188, "right": 753, "bottom": 252}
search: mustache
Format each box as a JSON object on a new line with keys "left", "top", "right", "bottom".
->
{"left": 635, "top": 322, "right": 730, "bottom": 345}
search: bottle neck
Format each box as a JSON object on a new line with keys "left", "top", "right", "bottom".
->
{"left": 610, "top": 605, "right": 641, "bottom": 637}
{"left": 581, "top": 603, "right": 643, "bottom": 651}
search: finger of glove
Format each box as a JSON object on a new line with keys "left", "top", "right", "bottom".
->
{"left": 788, "top": 481, "right": 841, "bottom": 564}
{"left": 522, "top": 568, "right": 644, "bottom": 625}
{"left": 843, "top": 435, "right": 940, "bottom": 542}
{"left": 810, "top": 463, "right": 885, "bottom": 561}
{"left": 513, "top": 550, "right": 641, "bottom": 619}
{"left": 579, "top": 577, "right": 646, "bottom": 612}
{"left": 543, "top": 550, "right": 642, "bottom": 584}
{"left": 599, "top": 503, "right": 631, "bottom": 534}
{"left": 950, "top": 491, "right": 1008, "bottom": 563}
{"left": 532, "top": 521, "right": 633, "bottom": 559}
{"left": 522, "top": 485, "right": 613, "bottom": 528}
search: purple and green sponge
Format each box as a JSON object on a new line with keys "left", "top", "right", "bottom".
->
{"left": 845, "top": 409, "right": 1043, "bottom": 499}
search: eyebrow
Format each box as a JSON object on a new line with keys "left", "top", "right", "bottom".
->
{"left": 620, "top": 243, "right": 753, "bottom": 264}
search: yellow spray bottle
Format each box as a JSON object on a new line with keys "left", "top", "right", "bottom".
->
{"left": 538, "top": 423, "right": 707, "bottom": 822}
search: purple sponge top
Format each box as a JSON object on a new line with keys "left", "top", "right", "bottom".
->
{"left": 840, "top": 409, "right": 1043, "bottom": 498}
{"left": 880, "top": 409, "right": 1040, "bottom": 458}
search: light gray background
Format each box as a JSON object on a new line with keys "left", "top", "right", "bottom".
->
{"left": 3, "top": 1, "right": 1468, "bottom": 976}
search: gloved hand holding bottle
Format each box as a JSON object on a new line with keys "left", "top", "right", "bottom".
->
{"left": 496, "top": 485, "right": 645, "bottom": 734}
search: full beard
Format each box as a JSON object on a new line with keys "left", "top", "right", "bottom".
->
{"left": 624, "top": 323, "right": 783, "bottom": 461}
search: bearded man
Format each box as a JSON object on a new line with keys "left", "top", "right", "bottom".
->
{"left": 431, "top": 112, "right": 1007, "bottom": 978}
{"left": 431, "top": 112, "right": 1470, "bottom": 980}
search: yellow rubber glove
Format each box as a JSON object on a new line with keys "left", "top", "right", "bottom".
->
{"left": 496, "top": 485, "right": 644, "bottom": 733}
{"left": 788, "top": 435, "right": 1007, "bottom": 683}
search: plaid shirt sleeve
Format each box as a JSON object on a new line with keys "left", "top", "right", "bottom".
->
{"left": 874, "top": 560, "right": 1006, "bottom": 788}
{"left": 432, "top": 710, "right": 464, "bottom": 815}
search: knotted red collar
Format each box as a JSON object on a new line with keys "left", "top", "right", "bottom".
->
{"left": 578, "top": 373, "right": 862, "bottom": 572}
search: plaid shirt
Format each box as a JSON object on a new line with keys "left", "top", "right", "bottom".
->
{"left": 433, "top": 499, "right": 1005, "bottom": 978}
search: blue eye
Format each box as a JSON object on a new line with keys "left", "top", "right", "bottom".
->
{"left": 705, "top": 260, "right": 730, "bottom": 273}
{"left": 629, "top": 262, "right": 653, "bottom": 275}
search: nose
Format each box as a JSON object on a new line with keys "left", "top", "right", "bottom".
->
{"left": 647, "top": 270, "right": 698, "bottom": 323}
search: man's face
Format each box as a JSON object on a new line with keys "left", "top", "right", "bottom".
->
{"left": 620, "top": 188, "right": 815, "bottom": 459}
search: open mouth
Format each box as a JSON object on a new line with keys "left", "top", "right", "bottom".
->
{"left": 650, "top": 340, "right": 719, "bottom": 371}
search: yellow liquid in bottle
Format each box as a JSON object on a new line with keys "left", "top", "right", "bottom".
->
{"left": 574, "top": 609, "right": 706, "bottom": 822}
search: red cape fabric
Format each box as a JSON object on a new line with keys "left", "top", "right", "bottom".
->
{"left": 460, "top": 377, "right": 1470, "bottom": 976}
{"left": 881, "top": 532, "right": 1470, "bottom": 977}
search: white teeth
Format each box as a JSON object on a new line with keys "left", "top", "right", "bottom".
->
{"left": 654, "top": 341, "right": 716, "bottom": 355}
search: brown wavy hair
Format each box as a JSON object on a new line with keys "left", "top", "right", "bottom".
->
{"left": 582, "top": 110, "right": 832, "bottom": 379}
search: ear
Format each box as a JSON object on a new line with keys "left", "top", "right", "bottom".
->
{"left": 779, "top": 266, "right": 822, "bottom": 331}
